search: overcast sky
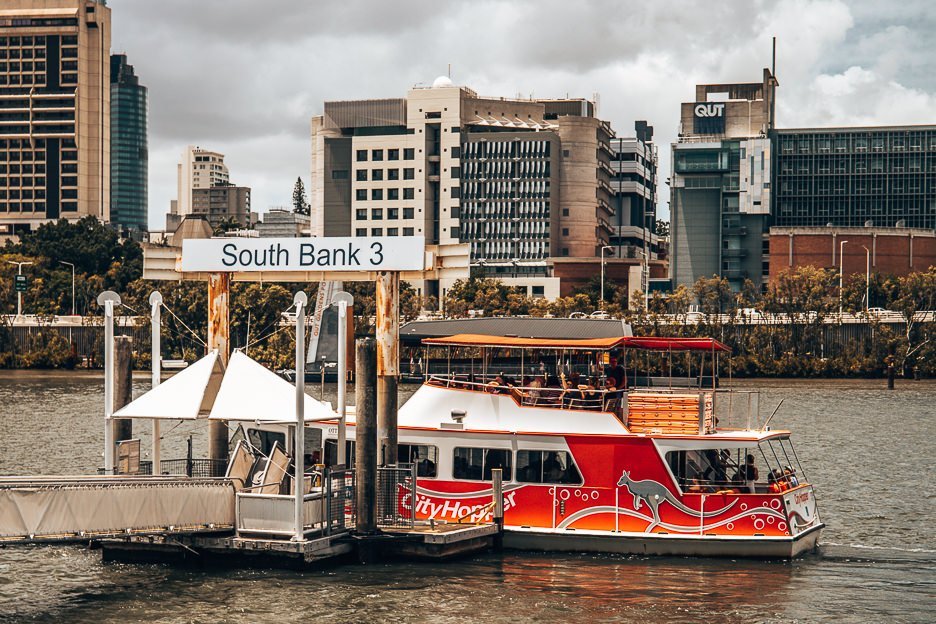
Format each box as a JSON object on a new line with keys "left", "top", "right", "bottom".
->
{"left": 109, "top": 0, "right": 936, "bottom": 230}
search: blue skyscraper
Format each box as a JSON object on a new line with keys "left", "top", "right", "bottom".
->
{"left": 110, "top": 53, "right": 148, "bottom": 233}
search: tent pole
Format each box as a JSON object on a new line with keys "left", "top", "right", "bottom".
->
{"left": 293, "top": 291, "right": 308, "bottom": 541}
{"left": 333, "top": 291, "right": 353, "bottom": 467}
{"left": 149, "top": 292, "right": 163, "bottom": 473}
{"left": 97, "top": 291, "right": 120, "bottom": 475}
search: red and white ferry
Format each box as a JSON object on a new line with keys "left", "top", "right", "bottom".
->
{"left": 391, "top": 333, "right": 822, "bottom": 558}
{"left": 261, "top": 332, "right": 822, "bottom": 558}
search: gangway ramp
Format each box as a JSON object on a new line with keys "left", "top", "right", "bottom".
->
{"left": 0, "top": 476, "right": 235, "bottom": 545}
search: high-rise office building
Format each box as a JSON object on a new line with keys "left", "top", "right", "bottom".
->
{"left": 669, "top": 69, "right": 778, "bottom": 291}
{"left": 311, "top": 77, "right": 657, "bottom": 300}
{"left": 109, "top": 53, "right": 146, "bottom": 233}
{"left": 0, "top": 0, "right": 111, "bottom": 237}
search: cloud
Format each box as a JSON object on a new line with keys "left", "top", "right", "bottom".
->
{"left": 106, "top": 0, "right": 936, "bottom": 228}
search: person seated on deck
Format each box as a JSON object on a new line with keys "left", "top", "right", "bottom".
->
{"left": 527, "top": 376, "right": 544, "bottom": 405}
{"left": 602, "top": 377, "right": 621, "bottom": 411}
{"left": 783, "top": 466, "right": 799, "bottom": 488}
{"left": 768, "top": 468, "right": 787, "bottom": 493}
{"left": 487, "top": 373, "right": 510, "bottom": 394}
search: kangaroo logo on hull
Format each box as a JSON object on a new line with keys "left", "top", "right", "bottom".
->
{"left": 617, "top": 470, "right": 735, "bottom": 532}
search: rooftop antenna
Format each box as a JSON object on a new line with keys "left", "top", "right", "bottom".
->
{"left": 771, "top": 36, "right": 776, "bottom": 76}
{"left": 448, "top": 63, "right": 451, "bottom": 78}
{"left": 770, "top": 36, "right": 778, "bottom": 130}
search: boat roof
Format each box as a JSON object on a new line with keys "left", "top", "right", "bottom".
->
{"left": 423, "top": 333, "right": 730, "bottom": 352}
{"left": 401, "top": 317, "right": 632, "bottom": 343}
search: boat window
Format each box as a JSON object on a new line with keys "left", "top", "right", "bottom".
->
{"left": 516, "top": 450, "right": 582, "bottom": 484}
{"left": 666, "top": 448, "right": 762, "bottom": 493}
{"left": 246, "top": 428, "right": 286, "bottom": 456}
{"left": 324, "top": 439, "right": 356, "bottom": 468}
{"left": 398, "top": 444, "right": 439, "bottom": 477}
{"left": 453, "top": 447, "right": 512, "bottom": 481}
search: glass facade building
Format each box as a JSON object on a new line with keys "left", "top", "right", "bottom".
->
{"left": 110, "top": 53, "right": 147, "bottom": 233}
{"left": 774, "top": 126, "right": 936, "bottom": 230}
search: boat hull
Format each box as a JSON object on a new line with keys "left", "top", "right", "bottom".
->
{"left": 503, "top": 523, "right": 823, "bottom": 559}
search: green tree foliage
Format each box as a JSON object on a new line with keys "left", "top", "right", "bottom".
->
{"left": 292, "top": 177, "right": 310, "bottom": 215}
{"left": 654, "top": 219, "right": 669, "bottom": 238}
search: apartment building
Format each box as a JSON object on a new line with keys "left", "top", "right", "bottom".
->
{"left": 311, "top": 77, "right": 656, "bottom": 300}
{"left": 109, "top": 53, "right": 146, "bottom": 233}
{"left": 166, "top": 145, "right": 247, "bottom": 231}
{"left": 0, "top": 0, "right": 111, "bottom": 237}
{"left": 190, "top": 184, "right": 251, "bottom": 230}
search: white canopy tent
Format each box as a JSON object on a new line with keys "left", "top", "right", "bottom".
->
{"left": 113, "top": 350, "right": 223, "bottom": 420}
{"left": 208, "top": 351, "right": 336, "bottom": 424}
{"left": 113, "top": 350, "right": 336, "bottom": 425}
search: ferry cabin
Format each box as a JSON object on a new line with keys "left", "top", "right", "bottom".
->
{"left": 243, "top": 334, "right": 822, "bottom": 558}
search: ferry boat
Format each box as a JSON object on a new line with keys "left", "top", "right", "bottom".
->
{"left": 252, "top": 333, "right": 823, "bottom": 558}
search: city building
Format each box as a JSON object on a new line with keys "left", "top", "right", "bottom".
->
{"left": 190, "top": 184, "right": 251, "bottom": 230}
{"left": 768, "top": 226, "right": 936, "bottom": 281}
{"left": 257, "top": 207, "right": 309, "bottom": 237}
{"left": 669, "top": 69, "right": 778, "bottom": 291}
{"left": 109, "top": 53, "right": 146, "bottom": 234}
{"left": 773, "top": 126, "right": 936, "bottom": 230}
{"left": 310, "top": 77, "right": 660, "bottom": 301}
{"left": 0, "top": 0, "right": 111, "bottom": 237}
{"left": 166, "top": 146, "right": 246, "bottom": 231}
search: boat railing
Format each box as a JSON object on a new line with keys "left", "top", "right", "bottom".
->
{"left": 425, "top": 374, "right": 763, "bottom": 433}
{"left": 426, "top": 374, "right": 616, "bottom": 411}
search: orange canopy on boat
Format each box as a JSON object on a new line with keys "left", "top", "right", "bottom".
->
{"left": 422, "top": 334, "right": 730, "bottom": 353}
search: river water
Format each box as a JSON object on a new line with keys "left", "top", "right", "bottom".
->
{"left": 0, "top": 372, "right": 933, "bottom": 623}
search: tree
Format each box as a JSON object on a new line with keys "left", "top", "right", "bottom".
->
{"left": 292, "top": 177, "right": 310, "bottom": 215}
{"left": 891, "top": 267, "right": 936, "bottom": 371}
{"left": 655, "top": 219, "right": 669, "bottom": 238}
{"left": 213, "top": 217, "right": 241, "bottom": 236}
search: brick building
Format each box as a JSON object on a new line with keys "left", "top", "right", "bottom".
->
{"left": 768, "top": 226, "right": 936, "bottom": 280}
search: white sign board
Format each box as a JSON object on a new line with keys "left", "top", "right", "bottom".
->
{"left": 181, "top": 237, "right": 426, "bottom": 273}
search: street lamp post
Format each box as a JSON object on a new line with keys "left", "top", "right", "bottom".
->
{"left": 59, "top": 261, "right": 75, "bottom": 316}
{"left": 838, "top": 240, "right": 848, "bottom": 317}
{"left": 6, "top": 260, "right": 33, "bottom": 318}
{"left": 861, "top": 245, "right": 870, "bottom": 313}
{"left": 599, "top": 245, "right": 614, "bottom": 310}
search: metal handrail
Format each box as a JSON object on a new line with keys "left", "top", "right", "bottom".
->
{"left": 427, "top": 374, "right": 617, "bottom": 410}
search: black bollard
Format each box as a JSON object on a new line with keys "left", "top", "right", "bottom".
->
{"left": 113, "top": 336, "right": 133, "bottom": 444}
{"left": 355, "top": 338, "right": 378, "bottom": 537}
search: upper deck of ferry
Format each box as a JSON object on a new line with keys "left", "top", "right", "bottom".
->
{"left": 410, "top": 333, "right": 776, "bottom": 441}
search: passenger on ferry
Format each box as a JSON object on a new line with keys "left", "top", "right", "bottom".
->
{"left": 487, "top": 373, "right": 510, "bottom": 394}
{"left": 606, "top": 356, "right": 626, "bottom": 389}
{"left": 544, "top": 452, "right": 564, "bottom": 482}
{"left": 783, "top": 466, "right": 799, "bottom": 487}
{"left": 744, "top": 454, "right": 759, "bottom": 492}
